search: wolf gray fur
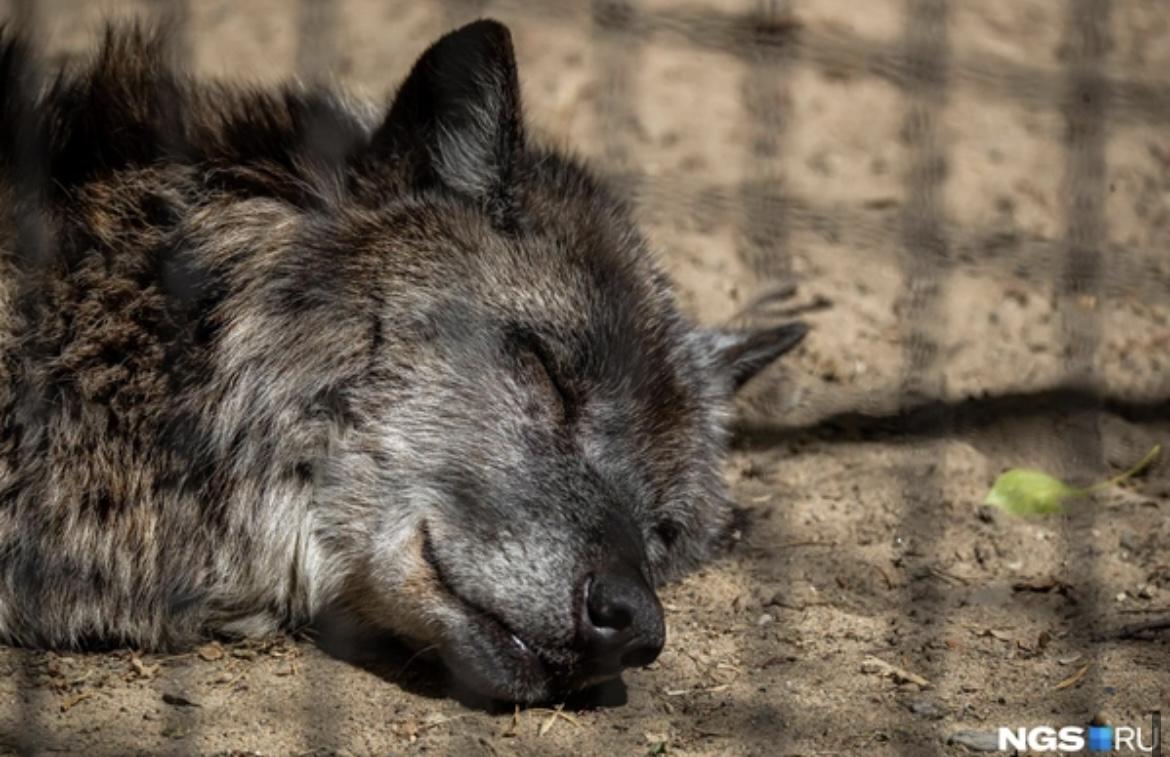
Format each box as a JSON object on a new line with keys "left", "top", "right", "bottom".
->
{"left": 0, "top": 19, "right": 807, "bottom": 702}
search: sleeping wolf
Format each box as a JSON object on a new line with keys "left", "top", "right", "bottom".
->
{"left": 0, "top": 19, "right": 806, "bottom": 702}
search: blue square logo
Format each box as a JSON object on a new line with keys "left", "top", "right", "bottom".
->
{"left": 1087, "top": 725, "right": 1113, "bottom": 752}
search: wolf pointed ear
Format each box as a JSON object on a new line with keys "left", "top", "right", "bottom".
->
{"left": 371, "top": 20, "right": 522, "bottom": 218}
{"left": 706, "top": 322, "right": 808, "bottom": 391}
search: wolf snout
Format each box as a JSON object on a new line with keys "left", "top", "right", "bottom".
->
{"left": 578, "top": 569, "right": 665, "bottom": 678}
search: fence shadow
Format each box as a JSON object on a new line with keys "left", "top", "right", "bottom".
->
{"left": 734, "top": 385, "right": 1170, "bottom": 448}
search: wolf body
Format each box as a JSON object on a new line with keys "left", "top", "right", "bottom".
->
{"left": 0, "top": 20, "right": 805, "bottom": 701}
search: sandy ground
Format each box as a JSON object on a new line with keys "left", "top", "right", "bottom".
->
{"left": 2, "top": 1, "right": 1170, "bottom": 754}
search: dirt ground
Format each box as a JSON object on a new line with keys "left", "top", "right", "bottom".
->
{"left": 2, "top": 1, "right": 1170, "bottom": 755}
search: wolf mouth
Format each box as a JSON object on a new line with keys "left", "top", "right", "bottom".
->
{"left": 418, "top": 522, "right": 558, "bottom": 695}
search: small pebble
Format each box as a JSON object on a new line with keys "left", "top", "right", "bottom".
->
{"left": 757, "top": 613, "right": 774, "bottom": 627}
{"left": 907, "top": 699, "right": 945, "bottom": 720}
{"left": 948, "top": 730, "right": 1000, "bottom": 752}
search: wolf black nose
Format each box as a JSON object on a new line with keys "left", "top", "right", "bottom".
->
{"left": 579, "top": 571, "right": 665, "bottom": 676}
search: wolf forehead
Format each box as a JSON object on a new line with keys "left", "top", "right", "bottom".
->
{"left": 39, "top": 21, "right": 680, "bottom": 336}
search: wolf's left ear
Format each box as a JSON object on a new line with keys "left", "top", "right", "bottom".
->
{"left": 371, "top": 19, "right": 522, "bottom": 219}
{"left": 705, "top": 322, "right": 808, "bottom": 391}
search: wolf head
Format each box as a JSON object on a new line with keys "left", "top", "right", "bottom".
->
{"left": 294, "top": 21, "right": 806, "bottom": 702}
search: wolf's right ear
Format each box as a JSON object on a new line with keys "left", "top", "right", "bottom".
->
{"left": 370, "top": 20, "right": 522, "bottom": 221}
{"left": 703, "top": 322, "right": 809, "bottom": 391}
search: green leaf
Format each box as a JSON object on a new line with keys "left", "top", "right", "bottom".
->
{"left": 983, "top": 444, "right": 1161, "bottom": 519}
{"left": 983, "top": 469, "right": 1083, "bottom": 517}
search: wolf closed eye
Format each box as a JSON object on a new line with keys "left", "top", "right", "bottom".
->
{"left": 0, "top": 18, "right": 807, "bottom": 703}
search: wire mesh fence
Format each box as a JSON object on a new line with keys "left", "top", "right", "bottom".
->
{"left": 1, "top": 0, "right": 1168, "bottom": 754}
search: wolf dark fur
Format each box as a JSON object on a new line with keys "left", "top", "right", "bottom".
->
{"left": 0, "top": 20, "right": 806, "bottom": 702}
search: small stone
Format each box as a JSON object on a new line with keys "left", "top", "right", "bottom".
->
{"left": 161, "top": 724, "right": 187, "bottom": 740}
{"left": 196, "top": 643, "right": 224, "bottom": 662}
{"left": 757, "top": 613, "right": 774, "bottom": 627}
{"left": 907, "top": 699, "right": 945, "bottom": 720}
{"left": 948, "top": 730, "right": 1001, "bottom": 752}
